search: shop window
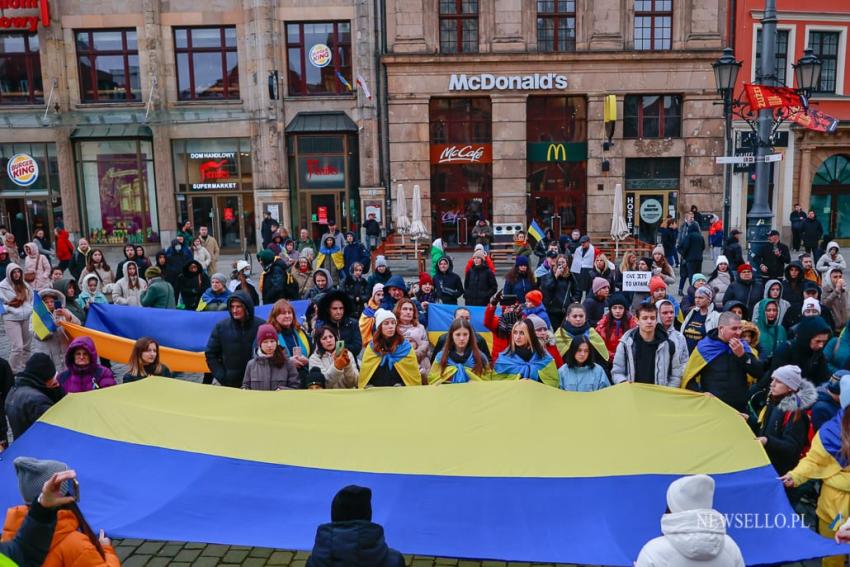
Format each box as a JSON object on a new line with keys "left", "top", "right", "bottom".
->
{"left": 809, "top": 31, "right": 840, "bottom": 94}
{"left": 75, "top": 139, "right": 159, "bottom": 244}
{"left": 634, "top": 0, "right": 671, "bottom": 51}
{"left": 623, "top": 95, "right": 682, "bottom": 139}
{"left": 174, "top": 27, "right": 239, "bottom": 100}
{"left": 429, "top": 97, "right": 491, "bottom": 143}
{"left": 76, "top": 29, "right": 140, "bottom": 102}
{"left": 537, "top": 1, "right": 576, "bottom": 53}
{"left": 439, "top": 0, "right": 478, "bottom": 54}
{"left": 527, "top": 96, "right": 587, "bottom": 142}
{"left": 0, "top": 34, "right": 43, "bottom": 105}
{"left": 755, "top": 28, "right": 789, "bottom": 86}
{"left": 172, "top": 138, "right": 252, "bottom": 192}
{"left": 286, "top": 21, "right": 352, "bottom": 96}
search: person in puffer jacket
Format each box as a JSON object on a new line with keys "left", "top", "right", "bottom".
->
{"left": 306, "top": 485, "right": 404, "bottom": 567}
{"left": 523, "top": 290, "right": 551, "bottom": 329}
{"left": 57, "top": 336, "right": 116, "bottom": 393}
{"left": 635, "top": 474, "right": 744, "bottom": 566}
{"left": 241, "top": 324, "right": 299, "bottom": 391}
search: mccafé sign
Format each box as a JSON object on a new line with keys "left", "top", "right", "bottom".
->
{"left": 429, "top": 144, "right": 492, "bottom": 165}
{"left": 0, "top": 0, "right": 50, "bottom": 32}
{"left": 449, "top": 73, "right": 567, "bottom": 92}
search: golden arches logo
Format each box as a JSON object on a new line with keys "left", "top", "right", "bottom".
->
{"left": 546, "top": 143, "right": 567, "bottom": 162}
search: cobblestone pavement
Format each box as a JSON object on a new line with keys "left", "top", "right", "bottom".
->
{"left": 0, "top": 250, "right": 833, "bottom": 567}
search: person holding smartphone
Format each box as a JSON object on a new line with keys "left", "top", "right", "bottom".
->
{"left": 308, "top": 325, "right": 358, "bottom": 389}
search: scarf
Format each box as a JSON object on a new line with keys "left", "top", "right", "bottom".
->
{"left": 562, "top": 321, "right": 590, "bottom": 337}
{"left": 277, "top": 328, "right": 309, "bottom": 357}
{"left": 442, "top": 349, "right": 475, "bottom": 384}
{"left": 494, "top": 348, "right": 550, "bottom": 381}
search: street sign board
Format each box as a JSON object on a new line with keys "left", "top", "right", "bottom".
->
{"left": 715, "top": 154, "right": 782, "bottom": 165}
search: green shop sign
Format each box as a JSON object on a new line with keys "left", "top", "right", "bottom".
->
{"left": 527, "top": 142, "right": 588, "bottom": 163}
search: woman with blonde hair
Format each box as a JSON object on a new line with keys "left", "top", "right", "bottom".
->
{"left": 394, "top": 297, "right": 431, "bottom": 382}
{"left": 589, "top": 253, "right": 615, "bottom": 289}
{"left": 123, "top": 337, "right": 172, "bottom": 383}
{"left": 267, "top": 299, "right": 310, "bottom": 371}
{"left": 492, "top": 319, "right": 558, "bottom": 386}
{"left": 359, "top": 309, "right": 421, "bottom": 388}
{"left": 428, "top": 318, "right": 490, "bottom": 384}
{"left": 614, "top": 251, "right": 637, "bottom": 293}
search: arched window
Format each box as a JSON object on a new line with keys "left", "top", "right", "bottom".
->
{"left": 811, "top": 154, "right": 850, "bottom": 240}
{"left": 813, "top": 154, "right": 850, "bottom": 186}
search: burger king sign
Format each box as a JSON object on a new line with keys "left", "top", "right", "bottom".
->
{"left": 309, "top": 43, "right": 332, "bottom": 68}
{"left": 6, "top": 153, "right": 39, "bottom": 187}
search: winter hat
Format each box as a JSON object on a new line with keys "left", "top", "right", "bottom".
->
{"left": 525, "top": 290, "right": 543, "bottom": 307}
{"left": 14, "top": 457, "right": 69, "bottom": 506}
{"left": 473, "top": 250, "right": 486, "bottom": 261}
{"left": 371, "top": 283, "right": 384, "bottom": 299}
{"left": 236, "top": 260, "right": 251, "bottom": 274}
{"left": 803, "top": 280, "right": 820, "bottom": 295}
{"left": 418, "top": 272, "right": 433, "bottom": 286}
{"left": 695, "top": 286, "right": 714, "bottom": 300}
{"left": 691, "top": 273, "right": 707, "bottom": 285}
{"left": 211, "top": 273, "right": 227, "bottom": 286}
{"left": 608, "top": 293, "right": 629, "bottom": 309}
{"left": 737, "top": 263, "right": 753, "bottom": 274}
{"left": 667, "top": 474, "right": 714, "bottom": 513}
{"left": 474, "top": 244, "right": 485, "bottom": 254}
{"left": 331, "top": 485, "right": 372, "bottom": 522}
{"left": 802, "top": 297, "right": 821, "bottom": 315}
{"left": 301, "top": 247, "right": 315, "bottom": 259}
{"left": 21, "top": 353, "right": 56, "bottom": 383}
{"left": 375, "top": 255, "right": 388, "bottom": 268}
{"left": 546, "top": 249, "right": 559, "bottom": 259}
{"left": 827, "top": 370, "right": 849, "bottom": 395}
{"left": 257, "top": 249, "right": 275, "bottom": 264}
{"left": 144, "top": 266, "right": 161, "bottom": 279}
{"left": 841, "top": 373, "right": 850, "bottom": 409}
{"left": 772, "top": 365, "right": 803, "bottom": 392}
{"left": 515, "top": 255, "right": 529, "bottom": 267}
{"left": 374, "top": 308, "right": 396, "bottom": 330}
{"left": 649, "top": 276, "right": 667, "bottom": 293}
{"left": 592, "top": 277, "right": 610, "bottom": 295}
{"left": 256, "top": 324, "right": 278, "bottom": 345}
{"left": 526, "top": 314, "right": 547, "bottom": 331}
{"left": 715, "top": 255, "right": 729, "bottom": 267}
{"left": 384, "top": 275, "right": 407, "bottom": 293}
{"left": 301, "top": 367, "right": 326, "bottom": 390}
{"left": 652, "top": 245, "right": 665, "bottom": 258}
{"left": 578, "top": 235, "right": 590, "bottom": 244}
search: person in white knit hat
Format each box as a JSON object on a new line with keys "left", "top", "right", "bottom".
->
{"left": 635, "top": 474, "right": 744, "bottom": 566}
{"left": 358, "top": 308, "right": 421, "bottom": 388}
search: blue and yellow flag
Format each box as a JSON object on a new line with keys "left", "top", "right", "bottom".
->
{"left": 336, "top": 71, "right": 353, "bottom": 92}
{"left": 527, "top": 220, "right": 545, "bottom": 243}
{"left": 0, "top": 379, "right": 840, "bottom": 565}
{"left": 426, "top": 303, "right": 494, "bottom": 351}
{"left": 32, "top": 292, "right": 57, "bottom": 340}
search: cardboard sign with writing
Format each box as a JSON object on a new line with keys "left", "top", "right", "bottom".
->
{"left": 622, "top": 271, "right": 651, "bottom": 292}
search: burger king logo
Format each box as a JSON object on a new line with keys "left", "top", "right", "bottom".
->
{"left": 309, "top": 43, "right": 332, "bottom": 68}
{"left": 6, "top": 153, "right": 38, "bottom": 187}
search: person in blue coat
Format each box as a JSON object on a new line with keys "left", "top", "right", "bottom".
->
{"left": 343, "top": 232, "right": 370, "bottom": 279}
{"left": 558, "top": 334, "right": 610, "bottom": 392}
{"left": 811, "top": 371, "right": 847, "bottom": 431}
{"left": 503, "top": 255, "right": 536, "bottom": 303}
{"left": 306, "top": 485, "right": 404, "bottom": 567}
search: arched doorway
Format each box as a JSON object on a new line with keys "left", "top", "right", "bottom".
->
{"left": 811, "top": 154, "right": 850, "bottom": 243}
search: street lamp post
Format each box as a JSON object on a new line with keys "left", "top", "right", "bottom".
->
{"left": 712, "top": 48, "right": 741, "bottom": 239}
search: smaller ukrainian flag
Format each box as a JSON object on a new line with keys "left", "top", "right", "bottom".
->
{"left": 335, "top": 71, "right": 353, "bottom": 92}
{"left": 32, "top": 292, "right": 57, "bottom": 340}
{"left": 527, "top": 219, "right": 545, "bottom": 243}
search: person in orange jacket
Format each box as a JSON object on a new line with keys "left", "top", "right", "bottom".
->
{"left": 2, "top": 457, "right": 121, "bottom": 566}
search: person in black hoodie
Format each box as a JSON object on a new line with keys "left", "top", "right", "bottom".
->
{"left": 754, "top": 230, "right": 791, "bottom": 282}
{"left": 533, "top": 228, "right": 556, "bottom": 266}
{"left": 4, "top": 353, "right": 64, "bottom": 440}
{"left": 114, "top": 244, "right": 137, "bottom": 281}
{"left": 342, "top": 261, "right": 370, "bottom": 316}
{"left": 722, "top": 229, "right": 745, "bottom": 272}
{"left": 433, "top": 256, "right": 463, "bottom": 304}
{"left": 306, "top": 485, "right": 404, "bottom": 567}
{"left": 801, "top": 210, "right": 824, "bottom": 254}
{"left": 540, "top": 255, "right": 579, "bottom": 330}
{"left": 316, "top": 290, "right": 363, "bottom": 357}
{"left": 782, "top": 261, "right": 806, "bottom": 310}
{"left": 205, "top": 292, "right": 264, "bottom": 388}
{"left": 177, "top": 260, "right": 210, "bottom": 311}
{"left": 257, "top": 249, "right": 298, "bottom": 305}
{"left": 464, "top": 252, "right": 497, "bottom": 306}
{"left": 763, "top": 315, "right": 832, "bottom": 388}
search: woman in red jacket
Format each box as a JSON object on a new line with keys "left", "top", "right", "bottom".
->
{"left": 483, "top": 291, "right": 521, "bottom": 362}
{"left": 54, "top": 227, "right": 74, "bottom": 273}
{"left": 595, "top": 293, "right": 636, "bottom": 362}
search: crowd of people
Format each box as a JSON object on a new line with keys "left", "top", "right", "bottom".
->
{"left": 1, "top": 208, "right": 850, "bottom": 564}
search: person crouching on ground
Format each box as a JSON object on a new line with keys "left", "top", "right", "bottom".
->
{"left": 242, "top": 324, "right": 299, "bottom": 391}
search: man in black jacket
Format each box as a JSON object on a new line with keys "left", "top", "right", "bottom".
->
{"left": 790, "top": 204, "right": 806, "bottom": 252}
{"left": 260, "top": 211, "right": 277, "bottom": 248}
{"left": 205, "top": 292, "right": 264, "bottom": 388}
{"left": 316, "top": 290, "right": 363, "bottom": 357}
{"left": 678, "top": 222, "right": 705, "bottom": 284}
{"left": 722, "top": 229, "right": 744, "bottom": 272}
{"left": 539, "top": 257, "right": 580, "bottom": 329}
{"left": 257, "top": 249, "right": 299, "bottom": 305}
{"left": 724, "top": 264, "right": 764, "bottom": 315}
{"left": 801, "top": 210, "right": 824, "bottom": 254}
{"left": 4, "top": 354, "right": 63, "bottom": 440}
{"left": 754, "top": 230, "right": 790, "bottom": 282}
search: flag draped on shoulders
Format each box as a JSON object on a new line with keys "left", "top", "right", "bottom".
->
{"left": 681, "top": 335, "right": 751, "bottom": 390}
{"left": 554, "top": 326, "right": 609, "bottom": 362}
{"left": 359, "top": 340, "right": 421, "bottom": 389}
{"left": 315, "top": 245, "right": 344, "bottom": 271}
{"left": 493, "top": 351, "right": 559, "bottom": 387}
{"left": 428, "top": 349, "right": 490, "bottom": 385}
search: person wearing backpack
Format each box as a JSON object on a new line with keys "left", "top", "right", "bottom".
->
{"left": 749, "top": 365, "right": 816, "bottom": 478}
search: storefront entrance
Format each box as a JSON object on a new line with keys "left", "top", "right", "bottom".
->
{"left": 1, "top": 143, "right": 62, "bottom": 244}
{"left": 810, "top": 154, "right": 850, "bottom": 243}
{"left": 299, "top": 192, "right": 342, "bottom": 244}
{"left": 625, "top": 158, "right": 681, "bottom": 244}
{"left": 0, "top": 198, "right": 50, "bottom": 243}
{"left": 185, "top": 193, "right": 256, "bottom": 250}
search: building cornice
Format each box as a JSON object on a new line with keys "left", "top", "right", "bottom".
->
{"left": 382, "top": 50, "right": 723, "bottom": 66}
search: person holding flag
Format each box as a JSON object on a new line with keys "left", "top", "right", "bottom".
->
{"left": 31, "top": 289, "right": 78, "bottom": 372}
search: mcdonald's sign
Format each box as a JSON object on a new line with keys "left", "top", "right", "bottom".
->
{"left": 526, "top": 141, "right": 588, "bottom": 163}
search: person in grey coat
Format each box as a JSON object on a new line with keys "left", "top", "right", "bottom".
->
{"left": 241, "top": 324, "right": 300, "bottom": 390}
{"left": 612, "top": 303, "right": 683, "bottom": 387}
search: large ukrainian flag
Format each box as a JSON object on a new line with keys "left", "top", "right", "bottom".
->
{"left": 0, "top": 379, "right": 838, "bottom": 565}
